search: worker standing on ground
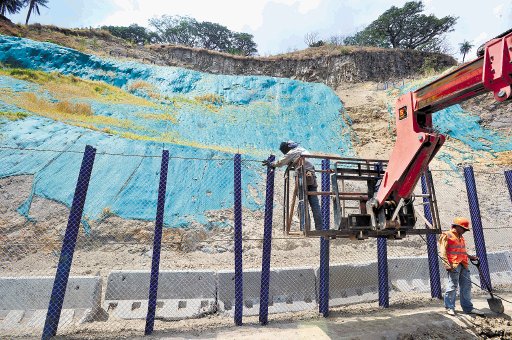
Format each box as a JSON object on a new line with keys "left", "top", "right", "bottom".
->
{"left": 263, "top": 141, "right": 323, "bottom": 230}
{"left": 439, "top": 217, "right": 484, "bottom": 316}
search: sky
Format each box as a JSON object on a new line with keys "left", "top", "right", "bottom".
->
{"left": 7, "top": 0, "right": 512, "bottom": 60}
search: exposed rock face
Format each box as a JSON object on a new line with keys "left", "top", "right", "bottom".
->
{"left": 461, "top": 92, "right": 512, "bottom": 133}
{"left": 0, "top": 18, "right": 456, "bottom": 88}
{"left": 150, "top": 45, "right": 457, "bottom": 88}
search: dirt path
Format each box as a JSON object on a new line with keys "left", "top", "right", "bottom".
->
{"left": 51, "top": 293, "right": 511, "bottom": 339}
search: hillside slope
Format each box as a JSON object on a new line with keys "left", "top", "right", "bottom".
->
{"left": 1, "top": 34, "right": 511, "bottom": 231}
{"left": 0, "top": 35, "right": 354, "bottom": 227}
{"left": 0, "top": 18, "right": 456, "bottom": 88}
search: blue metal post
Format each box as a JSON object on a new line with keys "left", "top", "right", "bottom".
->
{"left": 319, "top": 159, "right": 330, "bottom": 317}
{"left": 233, "top": 154, "right": 243, "bottom": 326}
{"left": 421, "top": 171, "right": 442, "bottom": 299}
{"left": 377, "top": 236, "right": 389, "bottom": 308}
{"left": 145, "top": 150, "right": 170, "bottom": 335}
{"left": 42, "top": 145, "right": 96, "bottom": 339}
{"left": 505, "top": 170, "right": 512, "bottom": 204}
{"left": 259, "top": 155, "right": 275, "bottom": 325}
{"left": 463, "top": 166, "right": 492, "bottom": 290}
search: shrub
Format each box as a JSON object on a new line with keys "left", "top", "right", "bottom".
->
{"left": 194, "top": 93, "right": 224, "bottom": 106}
{"left": 0, "top": 111, "right": 29, "bottom": 121}
{"left": 20, "top": 93, "right": 93, "bottom": 116}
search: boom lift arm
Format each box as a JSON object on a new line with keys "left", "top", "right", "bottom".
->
{"left": 368, "top": 30, "right": 512, "bottom": 229}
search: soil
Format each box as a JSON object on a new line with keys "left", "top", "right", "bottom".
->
{"left": 1, "top": 60, "right": 511, "bottom": 339}
{"left": 51, "top": 293, "right": 512, "bottom": 339}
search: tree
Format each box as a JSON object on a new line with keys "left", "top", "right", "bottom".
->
{"left": 196, "top": 21, "right": 232, "bottom": 51}
{"left": 230, "top": 32, "right": 257, "bottom": 56}
{"left": 148, "top": 15, "right": 198, "bottom": 46}
{"left": 459, "top": 40, "right": 473, "bottom": 63}
{"left": 344, "top": 1, "right": 457, "bottom": 52}
{"left": 148, "top": 15, "right": 258, "bottom": 55}
{"left": 0, "top": 0, "right": 24, "bottom": 16}
{"left": 25, "top": 0, "right": 48, "bottom": 25}
{"left": 304, "top": 31, "right": 324, "bottom": 47}
{"left": 328, "top": 35, "right": 347, "bottom": 46}
{"left": 102, "top": 24, "right": 152, "bottom": 45}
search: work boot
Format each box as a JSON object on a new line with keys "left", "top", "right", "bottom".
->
{"left": 446, "top": 309, "right": 456, "bottom": 316}
{"left": 467, "top": 308, "right": 485, "bottom": 316}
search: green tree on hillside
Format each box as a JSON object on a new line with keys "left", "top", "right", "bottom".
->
{"left": 229, "top": 32, "right": 257, "bottom": 56}
{"left": 148, "top": 15, "right": 258, "bottom": 55}
{"left": 101, "top": 24, "right": 157, "bottom": 45}
{"left": 344, "top": 1, "right": 457, "bottom": 52}
{"left": 459, "top": 40, "right": 473, "bottom": 63}
{"left": 0, "top": 0, "right": 24, "bottom": 16}
{"left": 24, "top": 0, "right": 48, "bottom": 25}
{"left": 149, "top": 15, "right": 198, "bottom": 46}
{"left": 196, "top": 21, "right": 232, "bottom": 51}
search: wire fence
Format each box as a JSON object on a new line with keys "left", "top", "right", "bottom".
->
{"left": 0, "top": 145, "right": 511, "bottom": 338}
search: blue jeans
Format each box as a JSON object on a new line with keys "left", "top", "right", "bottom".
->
{"left": 444, "top": 265, "right": 474, "bottom": 313}
{"left": 308, "top": 184, "right": 323, "bottom": 230}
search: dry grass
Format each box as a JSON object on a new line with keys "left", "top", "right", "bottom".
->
{"left": 0, "top": 68, "right": 159, "bottom": 108}
{"left": 137, "top": 112, "right": 178, "bottom": 124}
{"left": 0, "top": 19, "right": 125, "bottom": 58}
{"left": 127, "top": 80, "right": 161, "bottom": 100}
{"left": 195, "top": 93, "right": 224, "bottom": 106}
{"left": 194, "top": 93, "right": 224, "bottom": 112}
{"left": 495, "top": 151, "right": 512, "bottom": 165}
{"left": 0, "top": 111, "right": 29, "bottom": 121}
{"left": 19, "top": 93, "right": 93, "bottom": 116}
{"left": 1, "top": 92, "right": 138, "bottom": 130}
{"left": 128, "top": 80, "right": 154, "bottom": 91}
{"left": 117, "top": 130, "right": 241, "bottom": 154}
{"left": 0, "top": 68, "right": 57, "bottom": 84}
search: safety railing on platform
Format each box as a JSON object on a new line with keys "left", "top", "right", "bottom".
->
{"left": 0, "top": 145, "right": 511, "bottom": 338}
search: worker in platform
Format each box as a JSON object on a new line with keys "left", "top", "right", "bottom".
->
{"left": 439, "top": 217, "right": 484, "bottom": 316}
{"left": 263, "top": 141, "right": 323, "bottom": 230}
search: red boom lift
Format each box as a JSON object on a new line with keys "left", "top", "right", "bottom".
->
{"left": 284, "top": 30, "right": 512, "bottom": 239}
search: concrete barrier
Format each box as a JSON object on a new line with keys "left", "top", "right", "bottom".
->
{"left": 0, "top": 276, "right": 102, "bottom": 330}
{"left": 321, "top": 262, "right": 380, "bottom": 306}
{"left": 104, "top": 270, "right": 216, "bottom": 320}
{"left": 388, "top": 257, "right": 432, "bottom": 293}
{"left": 482, "top": 251, "right": 512, "bottom": 286}
{"left": 217, "top": 267, "right": 316, "bottom": 316}
{"left": 387, "top": 251, "right": 512, "bottom": 293}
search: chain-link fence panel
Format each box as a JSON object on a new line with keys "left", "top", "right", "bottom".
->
{"left": 1, "top": 145, "right": 94, "bottom": 338}
{"left": 1, "top": 145, "right": 511, "bottom": 337}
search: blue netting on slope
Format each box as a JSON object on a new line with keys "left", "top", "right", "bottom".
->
{"left": 0, "top": 36, "right": 354, "bottom": 156}
{"left": 0, "top": 36, "right": 354, "bottom": 227}
{"left": 0, "top": 117, "right": 262, "bottom": 226}
{"left": 387, "top": 78, "right": 512, "bottom": 153}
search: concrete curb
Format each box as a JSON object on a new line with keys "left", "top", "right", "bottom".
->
{"left": 0, "top": 276, "right": 102, "bottom": 330}
{"left": 217, "top": 267, "right": 317, "bottom": 316}
{"left": 104, "top": 270, "right": 216, "bottom": 320}
{"left": 317, "top": 262, "right": 380, "bottom": 307}
{"left": 1, "top": 251, "right": 510, "bottom": 331}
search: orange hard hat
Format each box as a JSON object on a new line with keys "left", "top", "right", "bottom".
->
{"left": 452, "top": 217, "right": 470, "bottom": 230}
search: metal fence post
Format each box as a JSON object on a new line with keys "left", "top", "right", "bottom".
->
{"left": 505, "top": 170, "right": 512, "bottom": 203}
{"left": 319, "top": 159, "right": 330, "bottom": 317}
{"left": 234, "top": 154, "right": 243, "bottom": 326}
{"left": 145, "top": 150, "right": 170, "bottom": 335}
{"left": 421, "top": 171, "right": 442, "bottom": 299}
{"left": 259, "top": 155, "right": 275, "bottom": 325}
{"left": 42, "top": 145, "right": 96, "bottom": 339}
{"left": 377, "top": 236, "right": 389, "bottom": 308}
{"left": 463, "top": 166, "right": 492, "bottom": 290}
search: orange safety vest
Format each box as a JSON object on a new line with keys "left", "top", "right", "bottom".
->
{"left": 444, "top": 230, "right": 468, "bottom": 267}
